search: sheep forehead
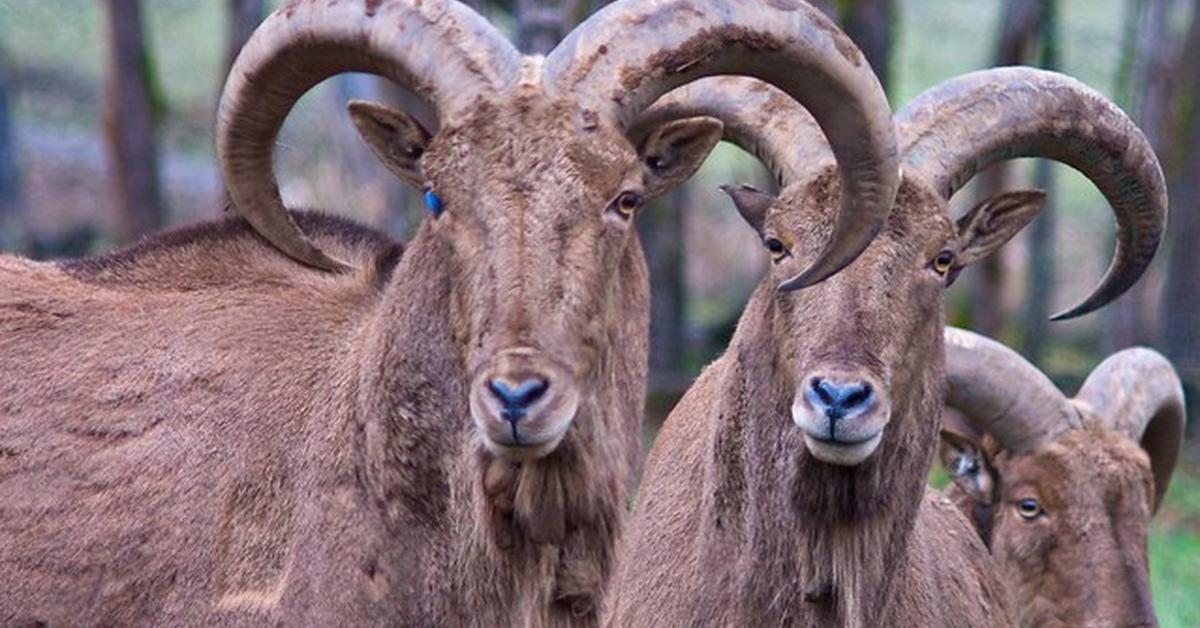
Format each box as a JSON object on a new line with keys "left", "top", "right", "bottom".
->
{"left": 770, "top": 167, "right": 952, "bottom": 258}
{"left": 1005, "top": 429, "right": 1152, "bottom": 512}
{"left": 425, "top": 97, "right": 638, "bottom": 209}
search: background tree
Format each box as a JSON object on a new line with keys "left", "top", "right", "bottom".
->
{"left": 102, "top": 0, "right": 165, "bottom": 243}
{"left": 1160, "top": 0, "right": 1200, "bottom": 436}
{"left": 0, "top": 52, "right": 22, "bottom": 250}
{"left": 216, "top": 1, "right": 266, "bottom": 203}
{"left": 841, "top": 0, "right": 894, "bottom": 92}
{"left": 515, "top": 0, "right": 583, "bottom": 54}
{"left": 965, "top": 0, "right": 1048, "bottom": 340}
{"left": 1018, "top": 0, "right": 1059, "bottom": 364}
{"left": 225, "top": 0, "right": 265, "bottom": 74}
{"left": 1103, "top": 0, "right": 1175, "bottom": 353}
{"left": 812, "top": 0, "right": 895, "bottom": 93}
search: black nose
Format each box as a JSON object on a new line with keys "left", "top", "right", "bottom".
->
{"left": 807, "top": 377, "right": 875, "bottom": 420}
{"left": 488, "top": 377, "right": 549, "bottom": 421}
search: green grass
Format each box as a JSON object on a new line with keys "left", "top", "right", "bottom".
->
{"left": 1151, "top": 455, "right": 1200, "bottom": 628}
{"left": 1150, "top": 525, "right": 1200, "bottom": 627}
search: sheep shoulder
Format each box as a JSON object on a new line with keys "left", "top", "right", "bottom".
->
{"left": 890, "top": 490, "right": 1015, "bottom": 627}
{"left": 607, "top": 359, "right": 730, "bottom": 625}
{"left": 0, "top": 211, "right": 403, "bottom": 624}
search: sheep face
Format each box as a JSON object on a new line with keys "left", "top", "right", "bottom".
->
{"left": 944, "top": 428, "right": 1157, "bottom": 628}
{"left": 732, "top": 170, "right": 1045, "bottom": 469}
{"left": 352, "top": 96, "right": 722, "bottom": 460}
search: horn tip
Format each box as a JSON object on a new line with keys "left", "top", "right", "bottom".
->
{"left": 776, "top": 262, "right": 833, "bottom": 292}
{"left": 1049, "top": 301, "right": 1096, "bottom": 321}
{"left": 315, "top": 254, "right": 356, "bottom": 274}
{"left": 292, "top": 243, "right": 356, "bottom": 273}
{"left": 718, "top": 183, "right": 761, "bottom": 195}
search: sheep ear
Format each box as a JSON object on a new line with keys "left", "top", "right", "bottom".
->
{"left": 954, "top": 190, "right": 1047, "bottom": 268}
{"left": 348, "top": 99, "right": 432, "bottom": 189}
{"left": 939, "top": 429, "right": 996, "bottom": 504}
{"left": 721, "top": 184, "right": 775, "bottom": 234}
{"left": 640, "top": 116, "right": 724, "bottom": 198}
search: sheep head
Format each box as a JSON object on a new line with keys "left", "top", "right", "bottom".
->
{"left": 940, "top": 327, "right": 1185, "bottom": 627}
{"left": 733, "top": 179, "right": 1047, "bottom": 469}
{"left": 217, "top": 0, "right": 900, "bottom": 461}
{"left": 348, "top": 81, "right": 724, "bottom": 460}
{"left": 697, "top": 69, "right": 1165, "bottom": 475}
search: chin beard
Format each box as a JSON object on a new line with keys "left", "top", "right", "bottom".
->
{"left": 790, "top": 446, "right": 894, "bottom": 523}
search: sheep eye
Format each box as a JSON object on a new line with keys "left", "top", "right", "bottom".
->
{"left": 1016, "top": 499, "right": 1043, "bottom": 520}
{"left": 610, "top": 191, "right": 643, "bottom": 219}
{"left": 931, "top": 250, "right": 955, "bottom": 275}
{"left": 764, "top": 237, "right": 789, "bottom": 263}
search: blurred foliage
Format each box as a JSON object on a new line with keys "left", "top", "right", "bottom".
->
{"left": 1149, "top": 452, "right": 1200, "bottom": 627}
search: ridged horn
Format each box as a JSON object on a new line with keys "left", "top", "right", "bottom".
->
{"left": 1075, "top": 348, "right": 1186, "bottom": 513}
{"left": 218, "top": 0, "right": 520, "bottom": 270}
{"left": 547, "top": 0, "right": 899, "bottom": 290}
{"left": 896, "top": 67, "right": 1167, "bottom": 319}
{"left": 943, "top": 327, "right": 1080, "bottom": 453}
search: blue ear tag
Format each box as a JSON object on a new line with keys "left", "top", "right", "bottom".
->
{"left": 423, "top": 188, "right": 444, "bottom": 216}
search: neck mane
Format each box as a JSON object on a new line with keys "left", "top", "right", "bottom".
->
{"left": 692, "top": 287, "right": 939, "bottom": 627}
{"left": 357, "top": 228, "right": 647, "bottom": 625}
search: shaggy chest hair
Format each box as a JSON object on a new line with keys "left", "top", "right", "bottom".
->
{"left": 350, "top": 230, "right": 646, "bottom": 626}
{"left": 685, "top": 298, "right": 941, "bottom": 628}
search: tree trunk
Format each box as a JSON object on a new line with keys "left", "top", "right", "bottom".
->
{"left": 1021, "top": 161, "right": 1056, "bottom": 363}
{"left": 809, "top": 0, "right": 837, "bottom": 19}
{"left": 515, "top": 0, "right": 581, "bottom": 54}
{"left": 639, "top": 187, "right": 689, "bottom": 396}
{"left": 1103, "top": 0, "right": 1174, "bottom": 353}
{"left": 1018, "top": 0, "right": 1060, "bottom": 364}
{"left": 103, "top": 0, "right": 165, "bottom": 242}
{"left": 841, "top": 0, "right": 895, "bottom": 92}
{"left": 1160, "top": 0, "right": 1200, "bottom": 437}
{"left": 0, "top": 55, "right": 22, "bottom": 249}
{"left": 225, "top": 0, "right": 265, "bottom": 73}
{"left": 216, "top": 0, "right": 265, "bottom": 206}
{"left": 813, "top": 1, "right": 893, "bottom": 93}
{"left": 969, "top": 0, "right": 1046, "bottom": 339}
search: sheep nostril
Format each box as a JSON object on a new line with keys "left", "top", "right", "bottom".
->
{"left": 811, "top": 377, "right": 836, "bottom": 405}
{"left": 808, "top": 378, "right": 875, "bottom": 415}
{"left": 842, "top": 382, "right": 873, "bottom": 409}
{"left": 488, "top": 377, "right": 550, "bottom": 415}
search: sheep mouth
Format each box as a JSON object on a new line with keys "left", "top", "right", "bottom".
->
{"left": 472, "top": 398, "right": 579, "bottom": 461}
{"left": 801, "top": 431, "right": 883, "bottom": 466}
{"left": 804, "top": 431, "right": 880, "bottom": 447}
{"left": 480, "top": 435, "right": 564, "bottom": 462}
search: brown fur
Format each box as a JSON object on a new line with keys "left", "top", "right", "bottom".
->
{"left": 608, "top": 170, "right": 1021, "bottom": 626}
{"left": 942, "top": 424, "right": 1158, "bottom": 627}
{"left": 0, "top": 81, "right": 718, "bottom": 625}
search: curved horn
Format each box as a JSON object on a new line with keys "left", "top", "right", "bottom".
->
{"left": 1075, "top": 348, "right": 1186, "bottom": 513}
{"left": 632, "top": 78, "right": 830, "bottom": 190}
{"left": 896, "top": 67, "right": 1167, "bottom": 319}
{"left": 943, "top": 327, "right": 1080, "bottom": 453}
{"left": 218, "top": 0, "right": 520, "bottom": 270}
{"left": 546, "top": 0, "right": 899, "bottom": 290}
